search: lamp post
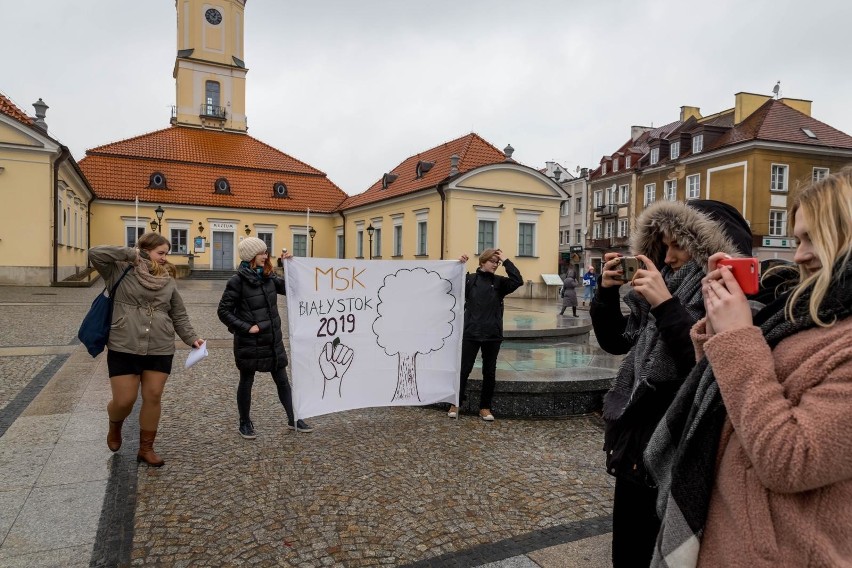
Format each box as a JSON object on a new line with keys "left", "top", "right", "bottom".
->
{"left": 366, "top": 224, "right": 374, "bottom": 259}
{"left": 308, "top": 227, "right": 316, "bottom": 257}
{"left": 150, "top": 219, "right": 158, "bottom": 232}
{"left": 154, "top": 205, "right": 165, "bottom": 234}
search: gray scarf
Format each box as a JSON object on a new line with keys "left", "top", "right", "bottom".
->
{"left": 602, "top": 260, "right": 706, "bottom": 421}
{"left": 134, "top": 258, "right": 171, "bottom": 291}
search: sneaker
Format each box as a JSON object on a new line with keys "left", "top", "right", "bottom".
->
{"left": 479, "top": 409, "right": 495, "bottom": 422}
{"left": 447, "top": 405, "right": 458, "bottom": 418}
{"left": 239, "top": 420, "right": 257, "bottom": 439}
{"left": 288, "top": 419, "right": 314, "bottom": 433}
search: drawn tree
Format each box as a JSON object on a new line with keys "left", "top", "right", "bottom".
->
{"left": 373, "top": 268, "right": 457, "bottom": 402}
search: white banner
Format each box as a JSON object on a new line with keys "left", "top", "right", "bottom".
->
{"left": 284, "top": 257, "right": 465, "bottom": 420}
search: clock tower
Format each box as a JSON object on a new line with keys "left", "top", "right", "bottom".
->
{"left": 172, "top": 0, "right": 248, "bottom": 132}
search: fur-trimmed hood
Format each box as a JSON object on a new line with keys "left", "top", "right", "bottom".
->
{"left": 630, "top": 200, "right": 752, "bottom": 268}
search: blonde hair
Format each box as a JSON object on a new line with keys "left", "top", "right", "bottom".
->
{"left": 478, "top": 248, "right": 500, "bottom": 266}
{"left": 137, "top": 232, "right": 175, "bottom": 278}
{"left": 786, "top": 167, "right": 852, "bottom": 326}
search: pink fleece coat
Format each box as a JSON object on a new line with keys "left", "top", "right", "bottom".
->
{"left": 690, "top": 317, "right": 852, "bottom": 567}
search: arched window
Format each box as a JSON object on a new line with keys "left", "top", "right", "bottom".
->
{"left": 273, "top": 182, "right": 288, "bottom": 198}
{"left": 149, "top": 172, "right": 167, "bottom": 189}
{"left": 204, "top": 81, "right": 223, "bottom": 117}
{"left": 214, "top": 178, "right": 231, "bottom": 194}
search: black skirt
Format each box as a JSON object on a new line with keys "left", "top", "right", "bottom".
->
{"left": 107, "top": 350, "right": 174, "bottom": 377}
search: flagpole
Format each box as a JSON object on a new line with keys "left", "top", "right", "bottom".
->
{"left": 135, "top": 196, "right": 139, "bottom": 240}
{"left": 306, "top": 207, "right": 310, "bottom": 251}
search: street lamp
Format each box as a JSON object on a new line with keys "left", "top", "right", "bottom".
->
{"left": 308, "top": 227, "right": 316, "bottom": 257}
{"left": 150, "top": 219, "right": 158, "bottom": 232}
{"left": 154, "top": 205, "right": 165, "bottom": 234}
{"left": 366, "top": 224, "right": 374, "bottom": 259}
{"left": 244, "top": 224, "right": 251, "bottom": 236}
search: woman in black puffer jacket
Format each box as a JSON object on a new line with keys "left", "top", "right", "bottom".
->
{"left": 217, "top": 237, "right": 312, "bottom": 438}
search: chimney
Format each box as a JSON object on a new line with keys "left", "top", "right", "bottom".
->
{"left": 630, "top": 126, "right": 650, "bottom": 142}
{"left": 32, "top": 98, "right": 49, "bottom": 130}
{"left": 503, "top": 144, "right": 515, "bottom": 161}
{"left": 679, "top": 105, "right": 702, "bottom": 122}
{"left": 580, "top": 167, "right": 589, "bottom": 179}
{"left": 449, "top": 154, "right": 460, "bottom": 176}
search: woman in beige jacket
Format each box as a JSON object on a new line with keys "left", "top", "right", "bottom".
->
{"left": 89, "top": 233, "right": 203, "bottom": 467}
{"left": 647, "top": 169, "right": 852, "bottom": 567}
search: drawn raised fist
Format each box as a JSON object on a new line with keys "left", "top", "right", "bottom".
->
{"left": 319, "top": 337, "right": 354, "bottom": 397}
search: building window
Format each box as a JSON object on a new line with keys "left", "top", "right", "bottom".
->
{"left": 356, "top": 230, "right": 364, "bottom": 258}
{"left": 608, "top": 186, "right": 618, "bottom": 205}
{"left": 170, "top": 228, "right": 188, "bottom": 254}
{"left": 625, "top": 155, "right": 632, "bottom": 168}
{"left": 612, "top": 158, "right": 619, "bottom": 173}
{"left": 593, "top": 223, "right": 602, "bottom": 239}
{"left": 593, "top": 190, "right": 603, "bottom": 208}
{"left": 478, "top": 220, "right": 496, "bottom": 253}
{"left": 769, "top": 210, "right": 788, "bottom": 237}
{"left": 605, "top": 221, "right": 614, "bottom": 238}
{"left": 373, "top": 227, "right": 382, "bottom": 257}
{"left": 692, "top": 134, "right": 703, "bottom": 154}
{"left": 644, "top": 183, "right": 656, "bottom": 205}
{"left": 670, "top": 141, "right": 680, "bottom": 160}
{"left": 813, "top": 167, "right": 829, "bottom": 181}
{"left": 664, "top": 179, "right": 677, "bottom": 201}
{"left": 417, "top": 221, "right": 427, "bottom": 255}
{"left": 125, "top": 225, "right": 145, "bottom": 247}
{"left": 687, "top": 174, "right": 700, "bottom": 199}
{"left": 293, "top": 234, "right": 307, "bottom": 257}
{"left": 601, "top": 162, "right": 607, "bottom": 175}
{"left": 393, "top": 225, "right": 402, "bottom": 256}
{"left": 257, "top": 231, "right": 273, "bottom": 254}
{"left": 204, "top": 81, "right": 220, "bottom": 115}
{"left": 618, "top": 218, "right": 628, "bottom": 237}
{"left": 619, "top": 184, "right": 629, "bottom": 204}
{"left": 560, "top": 201, "right": 570, "bottom": 216}
{"left": 770, "top": 164, "right": 789, "bottom": 192}
{"left": 650, "top": 148, "right": 659, "bottom": 165}
{"left": 575, "top": 197, "right": 582, "bottom": 213}
{"left": 337, "top": 233, "right": 344, "bottom": 259}
{"left": 575, "top": 228, "right": 582, "bottom": 243}
{"left": 518, "top": 223, "right": 535, "bottom": 256}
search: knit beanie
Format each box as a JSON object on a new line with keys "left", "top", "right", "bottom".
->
{"left": 238, "top": 237, "right": 267, "bottom": 262}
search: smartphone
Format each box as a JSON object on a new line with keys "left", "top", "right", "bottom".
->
{"left": 718, "top": 257, "right": 760, "bottom": 295}
{"left": 619, "top": 257, "right": 641, "bottom": 282}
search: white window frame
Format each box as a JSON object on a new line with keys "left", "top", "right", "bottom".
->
{"left": 516, "top": 209, "right": 541, "bottom": 257}
{"left": 812, "top": 167, "right": 829, "bottom": 181}
{"left": 601, "top": 162, "right": 607, "bottom": 175}
{"left": 560, "top": 201, "right": 570, "bottom": 216}
{"left": 692, "top": 134, "right": 703, "bottom": 154}
{"left": 608, "top": 185, "right": 618, "bottom": 205}
{"left": 612, "top": 157, "right": 619, "bottom": 172}
{"left": 123, "top": 218, "right": 147, "bottom": 247}
{"left": 391, "top": 214, "right": 403, "bottom": 257}
{"left": 687, "top": 174, "right": 701, "bottom": 199}
{"left": 355, "top": 221, "right": 364, "bottom": 258}
{"left": 370, "top": 218, "right": 383, "bottom": 258}
{"left": 474, "top": 206, "right": 502, "bottom": 254}
{"left": 168, "top": 220, "right": 191, "bottom": 255}
{"left": 415, "top": 209, "right": 429, "bottom": 256}
{"left": 292, "top": 233, "right": 308, "bottom": 257}
{"left": 593, "top": 222, "right": 602, "bottom": 239}
{"left": 253, "top": 223, "right": 276, "bottom": 257}
{"left": 769, "top": 209, "right": 788, "bottom": 237}
{"left": 664, "top": 179, "right": 677, "bottom": 201}
{"left": 770, "top": 164, "right": 789, "bottom": 192}
{"left": 670, "top": 141, "right": 680, "bottom": 160}
{"left": 625, "top": 155, "right": 632, "bottom": 169}
{"left": 618, "top": 218, "right": 628, "bottom": 237}
{"left": 619, "top": 184, "right": 629, "bottom": 204}
{"left": 605, "top": 220, "right": 614, "bottom": 238}
{"left": 575, "top": 196, "right": 582, "bottom": 213}
{"left": 593, "top": 190, "right": 603, "bottom": 208}
{"left": 336, "top": 228, "right": 344, "bottom": 259}
{"left": 650, "top": 147, "right": 659, "bottom": 165}
{"left": 644, "top": 183, "right": 656, "bottom": 205}
{"left": 575, "top": 228, "right": 582, "bottom": 244}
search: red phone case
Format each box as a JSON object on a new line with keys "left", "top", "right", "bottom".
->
{"left": 718, "top": 258, "right": 759, "bottom": 295}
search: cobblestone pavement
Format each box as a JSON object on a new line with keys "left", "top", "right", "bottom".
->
{"left": 0, "top": 280, "right": 615, "bottom": 567}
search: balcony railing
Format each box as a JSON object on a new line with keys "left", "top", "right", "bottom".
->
{"left": 611, "top": 236, "right": 630, "bottom": 248}
{"left": 586, "top": 238, "right": 611, "bottom": 249}
{"left": 200, "top": 104, "right": 227, "bottom": 119}
{"left": 600, "top": 203, "right": 619, "bottom": 218}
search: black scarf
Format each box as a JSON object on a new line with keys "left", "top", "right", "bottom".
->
{"left": 645, "top": 257, "right": 852, "bottom": 567}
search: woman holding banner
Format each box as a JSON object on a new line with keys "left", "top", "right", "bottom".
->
{"left": 217, "top": 237, "right": 313, "bottom": 439}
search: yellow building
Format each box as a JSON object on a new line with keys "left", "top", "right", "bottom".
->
{"left": 0, "top": 94, "right": 93, "bottom": 285}
{"left": 80, "top": 0, "right": 347, "bottom": 272}
{"left": 339, "top": 135, "right": 568, "bottom": 297}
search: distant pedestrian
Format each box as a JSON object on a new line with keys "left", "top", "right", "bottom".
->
{"left": 89, "top": 233, "right": 205, "bottom": 467}
{"left": 449, "top": 248, "right": 523, "bottom": 421}
{"left": 217, "top": 237, "right": 313, "bottom": 439}
{"left": 581, "top": 266, "right": 597, "bottom": 305}
{"left": 559, "top": 269, "right": 578, "bottom": 317}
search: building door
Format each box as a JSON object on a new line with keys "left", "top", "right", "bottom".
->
{"left": 212, "top": 231, "right": 234, "bottom": 270}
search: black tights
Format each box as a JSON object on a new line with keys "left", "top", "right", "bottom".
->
{"left": 237, "top": 367, "right": 294, "bottom": 423}
{"left": 560, "top": 306, "right": 578, "bottom": 316}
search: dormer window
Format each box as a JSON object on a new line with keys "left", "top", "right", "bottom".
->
{"left": 381, "top": 173, "right": 398, "bottom": 189}
{"left": 692, "top": 134, "right": 704, "bottom": 154}
{"left": 273, "top": 182, "right": 288, "bottom": 198}
{"left": 625, "top": 155, "right": 632, "bottom": 168}
{"left": 670, "top": 141, "right": 680, "bottom": 160}
{"left": 601, "top": 162, "right": 607, "bottom": 175}
{"left": 650, "top": 148, "right": 660, "bottom": 165}
{"left": 415, "top": 161, "right": 434, "bottom": 178}
{"left": 148, "top": 172, "right": 168, "bottom": 189}
{"left": 612, "top": 158, "right": 619, "bottom": 172}
{"left": 214, "top": 178, "right": 231, "bottom": 194}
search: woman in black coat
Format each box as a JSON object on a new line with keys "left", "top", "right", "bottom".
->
{"left": 217, "top": 237, "right": 312, "bottom": 438}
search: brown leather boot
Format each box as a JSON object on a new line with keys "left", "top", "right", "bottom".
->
{"left": 137, "top": 429, "right": 165, "bottom": 467}
{"left": 107, "top": 419, "right": 124, "bottom": 452}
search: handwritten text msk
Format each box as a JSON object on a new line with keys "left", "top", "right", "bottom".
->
{"left": 314, "top": 266, "right": 366, "bottom": 291}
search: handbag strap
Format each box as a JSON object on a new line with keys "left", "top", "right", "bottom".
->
{"left": 108, "top": 265, "right": 133, "bottom": 298}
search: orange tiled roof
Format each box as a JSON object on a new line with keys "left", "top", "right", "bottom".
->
{"left": 0, "top": 93, "right": 34, "bottom": 126}
{"left": 80, "top": 126, "right": 348, "bottom": 213}
{"left": 339, "top": 133, "right": 509, "bottom": 210}
{"left": 708, "top": 99, "right": 852, "bottom": 151}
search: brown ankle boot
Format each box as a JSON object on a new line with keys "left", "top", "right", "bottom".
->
{"left": 107, "top": 419, "right": 124, "bottom": 452}
{"left": 137, "top": 429, "right": 165, "bottom": 467}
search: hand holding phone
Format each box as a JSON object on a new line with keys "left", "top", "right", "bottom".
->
{"left": 717, "top": 258, "right": 760, "bottom": 295}
{"left": 618, "top": 257, "right": 642, "bottom": 282}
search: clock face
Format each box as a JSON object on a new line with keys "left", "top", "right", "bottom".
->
{"left": 205, "top": 8, "right": 222, "bottom": 25}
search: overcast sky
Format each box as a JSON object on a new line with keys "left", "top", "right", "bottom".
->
{"left": 4, "top": 1, "right": 851, "bottom": 195}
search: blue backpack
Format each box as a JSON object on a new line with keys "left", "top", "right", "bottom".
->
{"left": 78, "top": 266, "right": 132, "bottom": 357}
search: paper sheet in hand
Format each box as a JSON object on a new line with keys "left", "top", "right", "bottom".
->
{"left": 185, "top": 342, "right": 208, "bottom": 369}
